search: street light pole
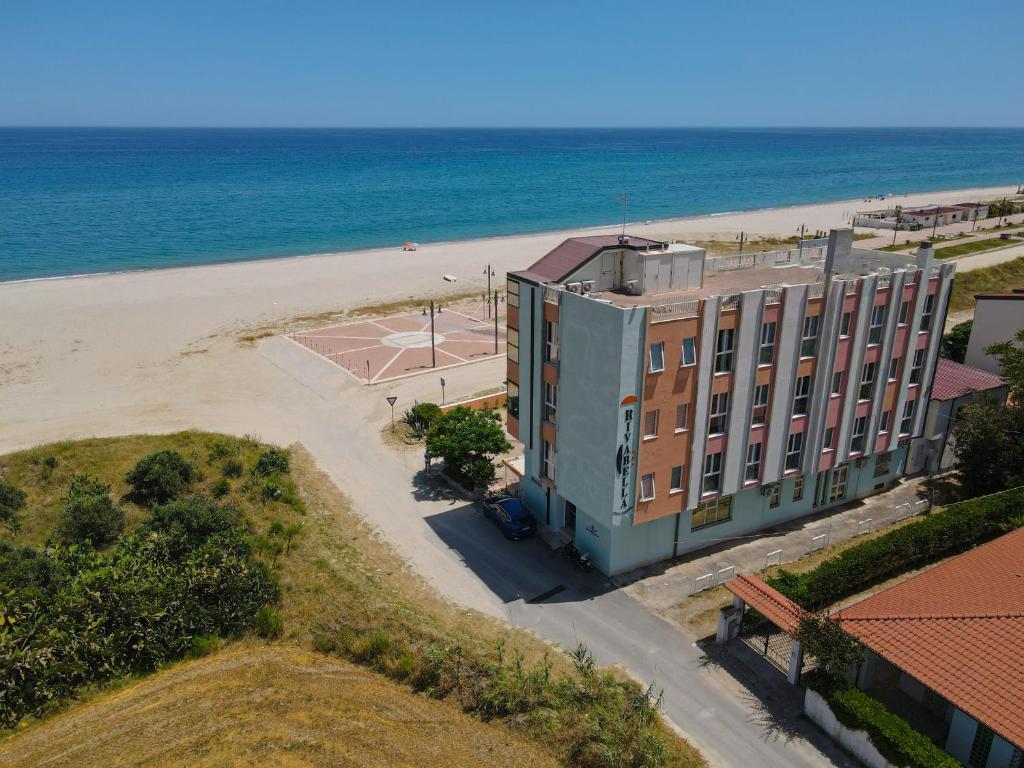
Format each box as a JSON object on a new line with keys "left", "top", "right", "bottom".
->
{"left": 493, "top": 290, "right": 499, "bottom": 355}
{"left": 430, "top": 300, "right": 436, "bottom": 369}
{"left": 484, "top": 265, "right": 495, "bottom": 317}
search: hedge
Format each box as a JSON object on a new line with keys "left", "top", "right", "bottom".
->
{"left": 770, "top": 487, "right": 1024, "bottom": 609}
{"left": 807, "top": 673, "right": 959, "bottom": 768}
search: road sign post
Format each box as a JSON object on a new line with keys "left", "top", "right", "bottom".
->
{"left": 386, "top": 395, "right": 398, "bottom": 431}
{"left": 440, "top": 377, "right": 446, "bottom": 405}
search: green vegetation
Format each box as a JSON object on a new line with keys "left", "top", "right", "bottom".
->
{"left": 770, "top": 487, "right": 1024, "bottom": 609}
{"left": 0, "top": 434, "right": 700, "bottom": 767}
{"left": 797, "top": 613, "right": 862, "bottom": 678}
{"left": 932, "top": 236, "right": 1020, "bottom": 259}
{"left": 948, "top": 257, "right": 1024, "bottom": 313}
{"left": 426, "top": 406, "right": 511, "bottom": 491}
{"left": 940, "top": 319, "right": 972, "bottom": 363}
{"left": 402, "top": 401, "right": 444, "bottom": 439}
{"left": 0, "top": 480, "right": 26, "bottom": 533}
{"left": 806, "top": 673, "right": 959, "bottom": 768}
{"left": 54, "top": 475, "right": 125, "bottom": 547}
{"left": 124, "top": 449, "right": 196, "bottom": 506}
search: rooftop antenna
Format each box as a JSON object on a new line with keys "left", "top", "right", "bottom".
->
{"left": 618, "top": 192, "right": 629, "bottom": 236}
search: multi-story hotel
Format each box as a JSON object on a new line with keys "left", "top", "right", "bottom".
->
{"left": 505, "top": 230, "right": 954, "bottom": 575}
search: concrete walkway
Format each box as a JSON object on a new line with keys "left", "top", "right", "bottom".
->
{"left": 618, "top": 478, "right": 928, "bottom": 613}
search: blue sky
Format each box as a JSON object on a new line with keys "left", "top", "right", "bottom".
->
{"left": 2, "top": 0, "right": 1022, "bottom": 127}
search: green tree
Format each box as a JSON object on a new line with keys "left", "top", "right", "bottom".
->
{"left": 953, "top": 396, "right": 1024, "bottom": 497}
{"left": 0, "top": 480, "right": 27, "bottom": 534}
{"left": 124, "top": 450, "right": 195, "bottom": 506}
{"left": 252, "top": 448, "right": 290, "bottom": 478}
{"left": 425, "top": 407, "right": 511, "bottom": 492}
{"left": 798, "top": 612, "right": 862, "bottom": 680}
{"left": 55, "top": 475, "right": 125, "bottom": 547}
{"left": 940, "top": 320, "right": 972, "bottom": 363}
{"left": 985, "top": 328, "right": 1024, "bottom": 404}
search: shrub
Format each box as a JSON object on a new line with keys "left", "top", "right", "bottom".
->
{"left": 808, "top": 674, "right": 959, "bottom": 768}
{"left": 261, "top": 480, "right": 283, "bottom": 503}
{"left": 124, "top": 450, "right": 195, "bottom": 506}
{"left": 55, "top": 475, "right": 125, "bottom": 547}
{"left": 206, "top": 439, "right": 239, "bottom": 464}
{"left": 0, "top": 479, "right": 27, "bottom": 533}
{"left": 254, "top": 605, "right": 283, "bottom": 639}
{"left": 350, "top": 630, "right": 392, "bottom": 663}
{"left": 402, "top": 402, "right": 443, "bottom": 438}
{"left": 222, "top": 458, "right": 244, "bottom": 478}
{"left": 146, "top": 495, "right": 242, "bottom": 551}
{"left": 252, "top": 448, "right": 290, "bottom": 478}
{"left": 425, "top": 407, "right": 511, "bottom": 491}
{"left": 211, "top": 477, "right": 230, "bottom": 498}
{"left": 771, "top": 487, "right": 1024, "bottom": 609}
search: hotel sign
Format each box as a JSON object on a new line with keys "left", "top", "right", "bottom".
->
{"left": 615, "top": 395, "right": 638, "bottom": 515}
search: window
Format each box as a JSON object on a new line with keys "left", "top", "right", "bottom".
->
{"left": 640, "top": 473, "right": 655, "bottom": 501}
{"left": 888, "top": 357, "right": 899, "bottom": 381}
{"left": 898, "top": 299, "right": 911, "bottom": 325}
{"left": 675, "top": 403, "right": 689, "bottom": 432}
{"left": 801, "top": 314, "right": 820, "bottom": 357}
{"left": 649, "top": 341, "right": 665, "bottom": 373}
{"left": 831, "top": 371, "right": 843, "bottom": 395}
{"left": 745, "top": 442, "right": 762, "bottom": 482}
{"left": 507, "top": 328, "right": 519, "bottom": 363}
{"left": 702, "top": 452, "right": 722, "bottom": 494}
{"left": 544, "top": 320, "right": 559, "bottom": 363}
{"left": 920, "top": 292, "right": 935, "bottom": 331}
{"left": 752, "top": 384, "right": 769, "bottom": 425}
{"left": 880, "top": 410, "right": 890, "bottom": 433}
{"left": 715, "top": 328, "right": 734, "bottom": 373}
{"left": 506, "top": 279, "right": 520, "bottom": 308}
{"left": 909, "top": 348, "right": 925, "bottom": 385}
{"left": 793, "top": 375, "right": 812, "bottom": 416}
{"left": 874, "top": 451, "right": 892, "bottom": 477}
{"left": 543, "top": 381, "right": 558, "bottom": 423}
{"left": 860, "top": 362, "right": 876, "bottom": 401}
{"left": 823, "top": 426, "right": 835, "bottom": 450}
{"left": 829, "top": 465, "right": 849, "bottom": 502}
{"left": 507, "top": 381, "right": 519, "bottom": 419}
{"left": 693, "top": 495, "right": 732, "bottom": 529}
{"left": 643, "top": 409, "right": 659, "bottom": 438}
{"left": 840, "top": 311, "right": 852, "bottom": 337}
{"left": 709, "top": 393, "right": 729, "bottom": 435}
{"left": 851, "top": 416, "right": 867, "bottom": 453}
{"left": 542, "top": 440, "right": 555, "bottom": 480}
{"left": 868, "top": 305, "right": 885, "bottom": 344}
{"left": 680, "top": 337, "right": 696, "bottom": 367}
{"left": 968, "top": 723, "right": 995, "bottom": 768}
{"left": 793, "top": 476, "right": 805, "bottom": 501}
{"left": 768, "top": 483, "right": 781, "bottom": 508}
{"left": 785, "top": 432, "right": 803, "bottom": 471}
{"left": 670, "top": 465, "right": 683, "bottom": 493}
{"left": 900, "top": 400, "right": 915, "bottom": 434}
{"left": 759, "top": 321, "right": 776, "bottom": 365}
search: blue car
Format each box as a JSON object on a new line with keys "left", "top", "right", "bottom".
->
{"left": 482, "top": 496, "right": 537, "bottom": 540}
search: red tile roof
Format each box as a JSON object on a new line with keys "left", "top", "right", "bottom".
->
{"left": 930, "top": 357, "right": 1004, "bottom": 401}
{"left": 511, "top": 234, "right": 663, "bottom": 284}
{"left": 727, "top": 574, "right": 805, "bottom": 635}
{"left": 904, "top": 206, "right": 962, "bottom": 216}
{"left": 834, "top": 528, "right": 1024, "bottom": 749}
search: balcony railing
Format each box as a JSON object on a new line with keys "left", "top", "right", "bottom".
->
{"left": 650, "top": 298, "right": 700, "bottom": 323}
{"left": 543, "top": 285, "right": 561, "bottom": 305}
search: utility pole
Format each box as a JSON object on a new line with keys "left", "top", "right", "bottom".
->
{"left": 931, "top": 207, "right": 939, "bottom": 239}
{"left": 797, "top": 224, "right": 806, "bottom": 261}
{"left": 493, "top": 290, "right": 499, "bottom": 355}
{"left": 972, "top": 202, "right": 980, "bottom": 232}
{"left": 737, "top": 231, "right": 746, "bottom": 254}
{"left": 619, "top": 193, "right": 629, "bottom": 235}
{"left": 484, "top": 264, "right": 495, "bottom": 317}
{"left": 892, "top": 206, "right": 902, "bottom": 247}
{"left": 430, "top": 300, "right": 436, "bottom": 368}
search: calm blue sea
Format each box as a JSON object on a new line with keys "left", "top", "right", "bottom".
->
{"left": 2, "top": 127, "right": 1023, "bottom": 282}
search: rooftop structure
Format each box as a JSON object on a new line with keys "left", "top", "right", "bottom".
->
{"left": 929, "top": 357, "right": 1005, "bottom": 401}
{"left": 965, "top": 290, "right": 1024, "bottom": 375}
{"left": 506, "top": 230, "right": 955, "bottom": 575}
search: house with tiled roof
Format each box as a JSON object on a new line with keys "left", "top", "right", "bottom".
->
{"left": 965, "top": 291, "right": 1024, "bottom": 376}
{"left": 834, "top": 527, "right": 1024, "bottom": 768}
{"left": 906, "top": 356, "right": 1006, "bottom": 475}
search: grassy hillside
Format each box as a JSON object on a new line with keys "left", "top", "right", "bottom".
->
{"left": 949, "top": 257, "right": 1024, "bottom": 312}
{"left": 0, "top": 643, "right": 558, "bottom": 768}
{"left": 0, "top": 433, "right": 704, "bottom": 768}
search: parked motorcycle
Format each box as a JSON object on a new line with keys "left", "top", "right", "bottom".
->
{"left": 562, "top": 542, "right": 593, "bottom": 573}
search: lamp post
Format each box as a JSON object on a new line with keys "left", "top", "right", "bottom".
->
{"left": 484, "top": 265, "right": 495, "bottom": 317}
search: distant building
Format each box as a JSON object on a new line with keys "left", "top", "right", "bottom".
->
{"left": 506, "top": 231, "right": 954, "bottom": 575}
{"left": 834, "top": 527, "right": 1024, "bottom": 768}
{"left": 900, "top": 206, "right": 968, "bottom": 228}
{"left": 906, "top": 357, "right": 1006, "bottom": 475}
{"left": 965, "top": 291, "right": 1024, "bottom": 375}
{"left": 953, "top": 201, "right": 990, "bottom": 221}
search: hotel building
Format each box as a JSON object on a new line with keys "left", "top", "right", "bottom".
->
{"left": 505, "top": 230, "right": 954, "bottom": 575}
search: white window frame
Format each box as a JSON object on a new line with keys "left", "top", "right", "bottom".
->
{"left": 744, "top": 442, "right": 762, "bottom": 482}
{"left": 851, "top": 415, "right": 867, "bottom": 453}
{"left": 831, "top": 370, "right": 843, "bottom": 395}
{"left": 829, "top": 465, "right": 848, "bottom": 502}
{"left": 785, "top": 431, "right": 803, "bottom": 471}
{"left": 801, "top": 314, "right": 819, "bottom": 358}
{"left": 888, "top": 357, "right": 900, "bottom": 381}
{"left": 752, "top": 384, "right": 769, "bottom": 425}
{"left": 793, "top": 375, "right": 812, "bottom": 416}
{"left": 543, "top": 381, "right": 558, "bottom": 423}
{"left": 898, "top": 299, "right": 911, "bottom": 325}
{"left": 715, "top": 328, "right": 734, "bottom": 374}
{"left": 920, "top": 292, "right": 935, "bottom": 332}
{"left": 708, "top": 392, "right": 729, "bottom": 435}
{"left": 768, "top": 483, "right": 781, "bottom": 508}
{"left": 670, "top": 465, "right": 684, "bottom": 493}
{"left": 507, "top": 328, "right": 519, "bottom": 363}
{"left": 880, "top": 409, "right": 890, "bottom": 433}
{"left": 823, "top": 426, "right": 835, "bottom": 451}
{"left": 643, "top": 409, "right": 659, "bottom": 439}
{"left": 693, "top": 495, "right": 732, "bottom": 529}
{"left": 675, "top": 403, "right": 689, "bottom": 432}
{"left": 793, "top": 476, "right": 804, "bottom": 501}
{"left": 840, "top": 311, "right": 852, "bottom": 337}
{"left": 900, "top": 400, "right": 915, "bottom": 434}
{"left": 544, "top": 319, "right": 560, "bottom": 363}
{"left": 680, "top": 337, "right": 697, "bottom": 367}
{"left": 759, "top": 321, "right": 776, "bottom": 365}
{"left": 542, "top": 440, "right": 555, "bottom": 480}
{"left": 702, "top": 452, "right": 722, "bottom": 494}
{"left": 649, "top": 341, "right": 665, "bottom": 373}
{"left": 868, "top": 305, "right": 885, "bottom": 345}
{"left": 640, "top": 472, "right": 655, "bottom": 501}
{"left": 859, "top": 362, "right": 876, "bottom": 401}
{"left": 909, "top": 348, "right": 926, "bottom": 385}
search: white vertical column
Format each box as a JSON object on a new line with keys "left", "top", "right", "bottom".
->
{"left": 762, "top": 285, "right": 808, "bottom": 483}
{"left": 913, "top": 263, "right": 955, "bottom": 436}
{"left": 865, "top": 270, "right": 908, "bottom": 444}
{"left": 686, "top": 297, "right": 722, "bottom": 511}
{"left": 802, "top": 280, "right": 846, "bottom": 474}
{"left": 722, "top": 290, "right": 764, "bottom": 495}
{"left": 835, "top": 276, "right": 876, "bottom": 462}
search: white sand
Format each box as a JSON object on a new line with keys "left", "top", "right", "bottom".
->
{"left": 0, "top": 182, "right": 1019, "bottom": 610}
